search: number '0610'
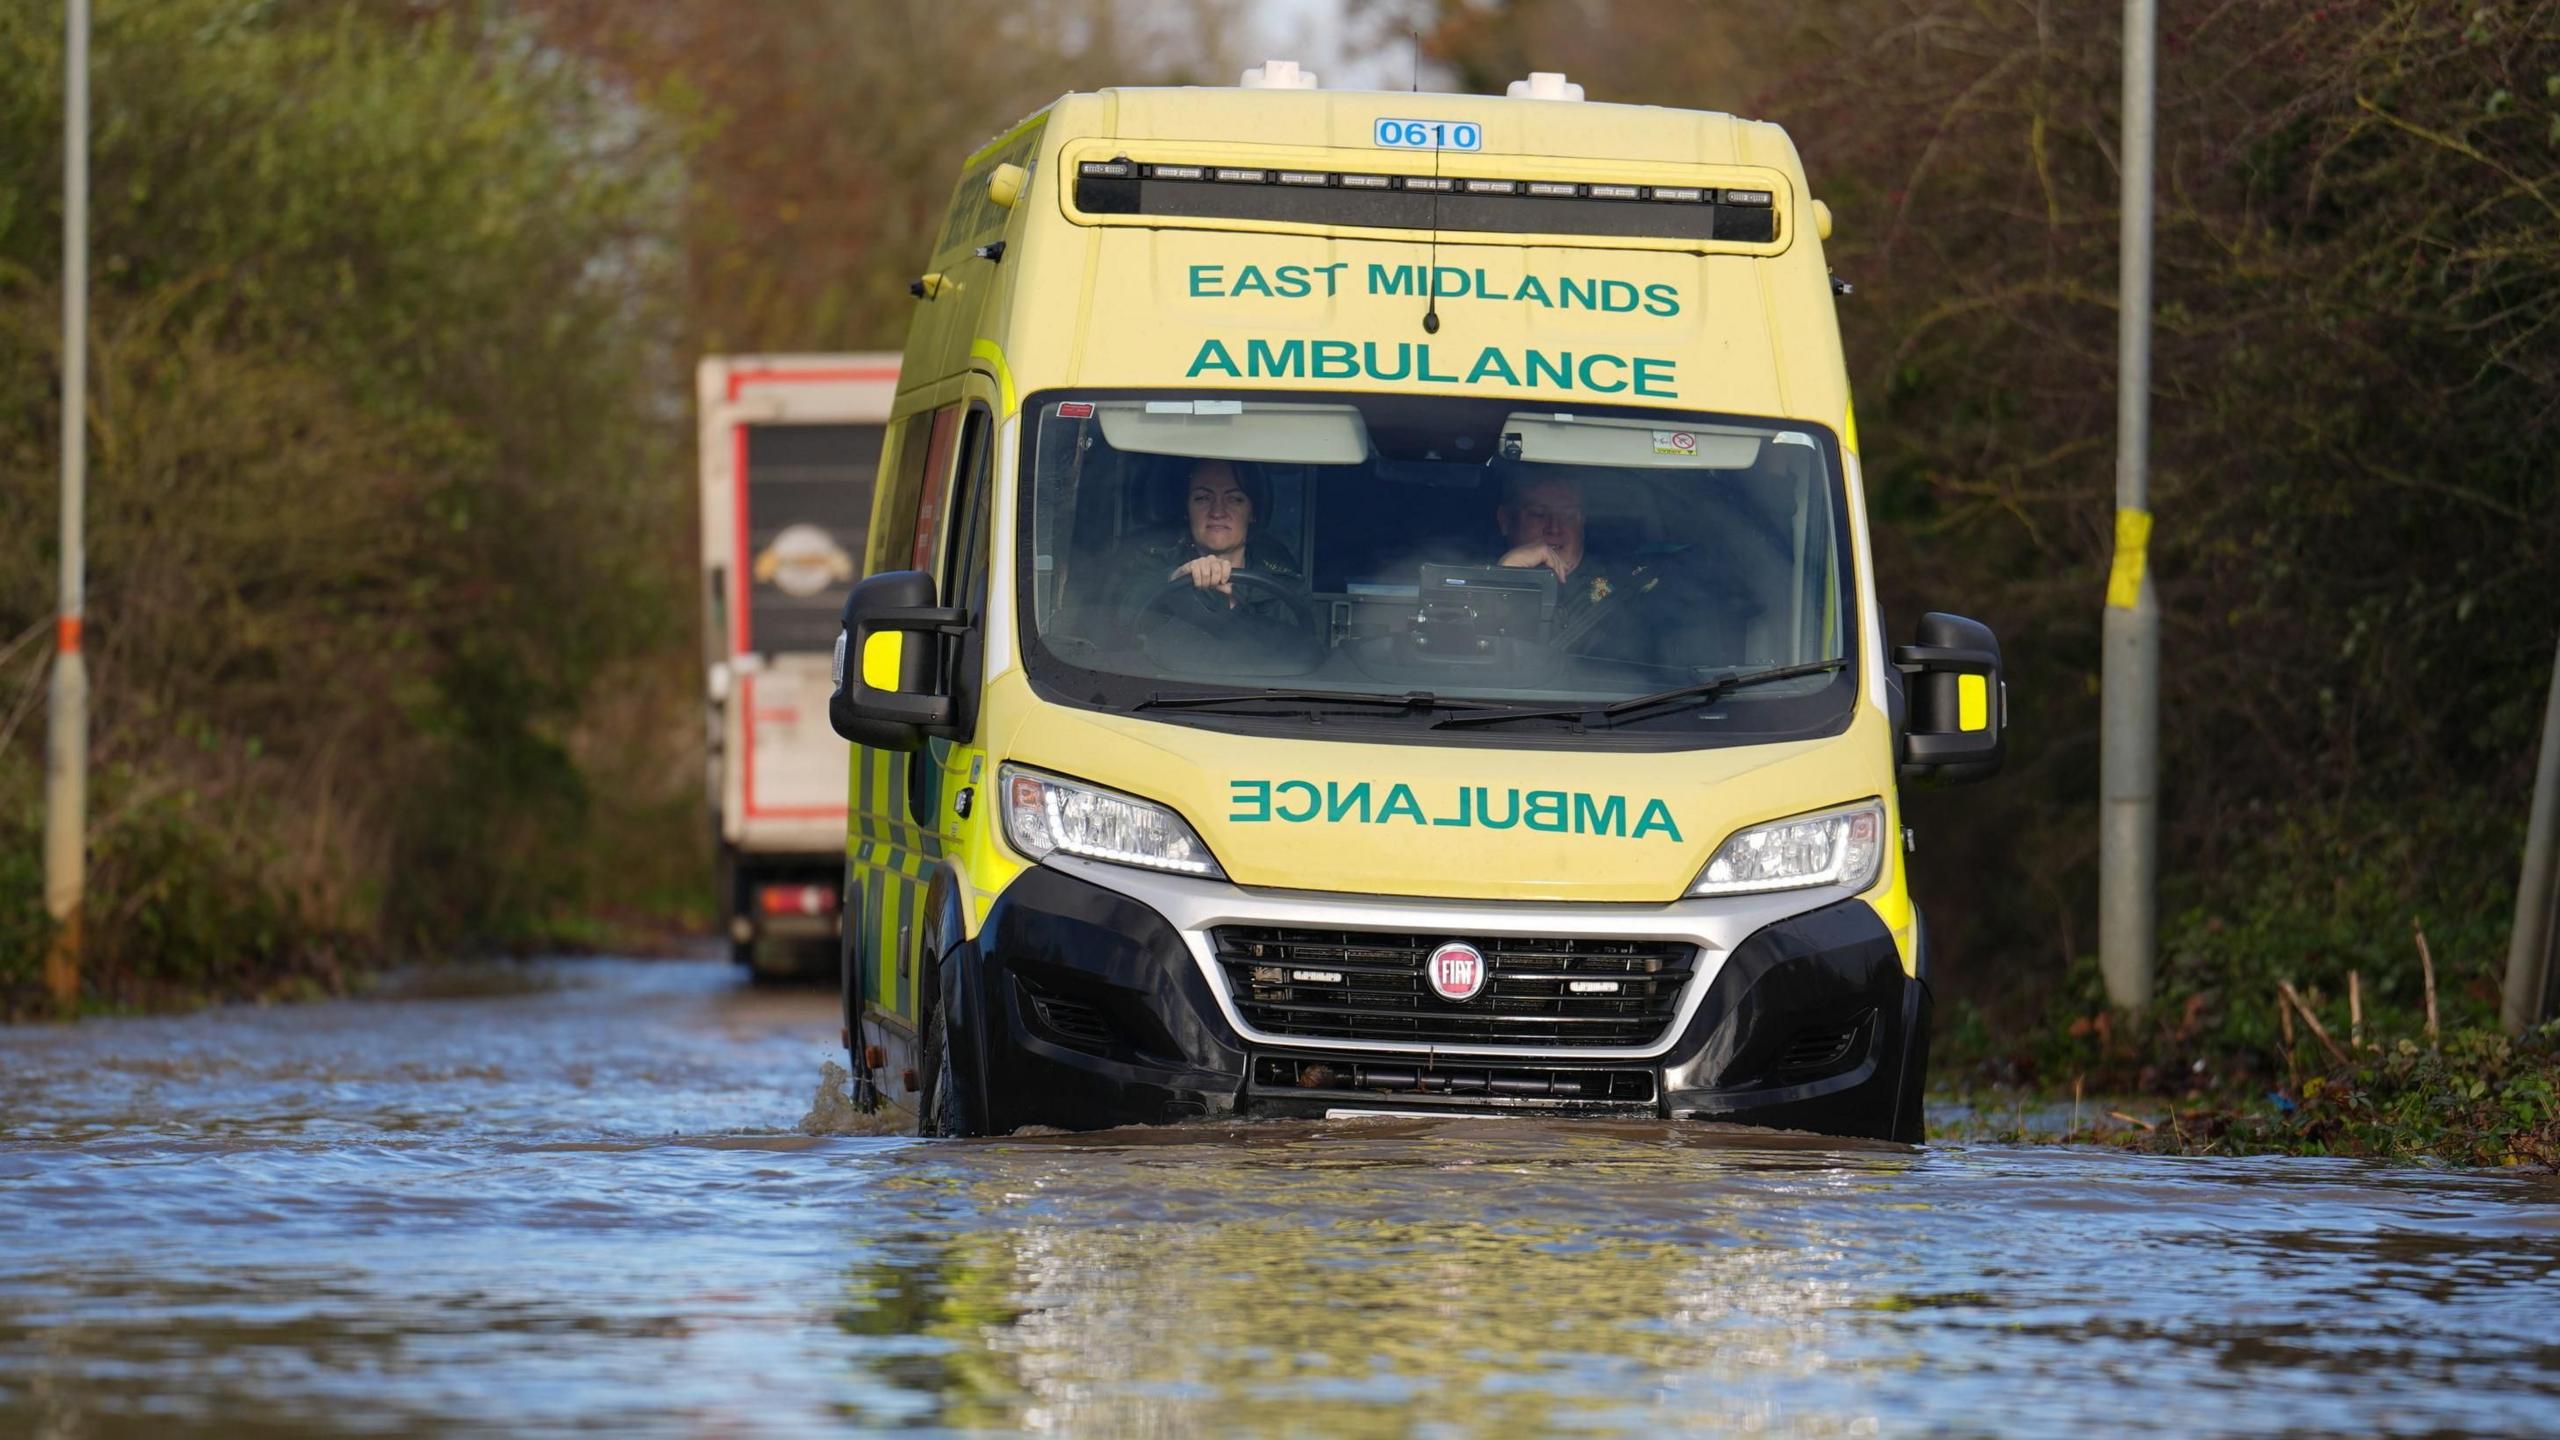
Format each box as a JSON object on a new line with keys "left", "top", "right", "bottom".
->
{"left": 1373, "top": 118, "right": 1482, "bottom": 151}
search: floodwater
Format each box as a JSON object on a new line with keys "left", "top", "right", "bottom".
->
{"left": 3, "top": 961, "right": 2555, "bottom": 1438}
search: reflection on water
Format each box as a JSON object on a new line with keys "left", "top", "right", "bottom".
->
{"left": 2, "top": 960, "right": 2555, "bottom": 1438}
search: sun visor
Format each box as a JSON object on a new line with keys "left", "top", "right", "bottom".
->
{"left": 1500, "top": 413, "right": 1763, "bottom": 469}
{"left": 1095, "top": 400, "right": 1370, "bottom": 465}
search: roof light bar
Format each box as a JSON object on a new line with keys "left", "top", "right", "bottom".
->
{"left": 1071, "top": 161, "right": 1780, "bottom": 243}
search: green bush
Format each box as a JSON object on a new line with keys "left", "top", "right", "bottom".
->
{"left": 2081, "top": 1025, "right": 2560, "bottom": 1170}
{"left": 0, "top": 0, "right": 691, "bottom": 1012}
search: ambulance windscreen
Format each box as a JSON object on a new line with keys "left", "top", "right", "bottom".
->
{"left": 1022, "top": 390, "right": 1856, "bottom": 745}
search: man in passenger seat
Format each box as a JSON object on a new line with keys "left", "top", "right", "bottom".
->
{"left": 1492, "top": 471, "right": 1752, "bottom": 666}
{"left": 1493, "top": 473, "right": 1663, "bottom": 653}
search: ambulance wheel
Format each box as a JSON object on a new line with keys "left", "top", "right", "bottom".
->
{"left": 838, "top": 876, "right": 875, "bottom": 1109}
{"left": 1891, "top": 988, "right": 1935, "bottom": 1145}
{"left": 916, "top": 980, "right": 976, "bottom": 1138}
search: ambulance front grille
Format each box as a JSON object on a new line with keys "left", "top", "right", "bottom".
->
{"left": 1211, "top": 927, "right": 1695, "bottom": 1048}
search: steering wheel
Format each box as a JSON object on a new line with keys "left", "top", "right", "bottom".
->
{"left": 1138, "top": 570, "right": 1321, "bottom": 634}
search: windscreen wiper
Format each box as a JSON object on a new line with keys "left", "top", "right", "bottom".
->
{"left": 1135, "top": 688, "right": 1452, "bottom": 714}
{"left": 1430, "top": 659, "right": 1849, "bottom": 731}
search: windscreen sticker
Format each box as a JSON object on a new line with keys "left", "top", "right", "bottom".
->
{"left": 1229, "top": 779, "right": 1681, "bottom": 843}
{"left": 1652, "top": 430, "right": 1697, "bottom": 456}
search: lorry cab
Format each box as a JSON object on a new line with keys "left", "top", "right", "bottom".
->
{"left": 830, "top": 68, "right": 2005, "bottom": 1141}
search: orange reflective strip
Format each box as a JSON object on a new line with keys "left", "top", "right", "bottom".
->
{"left": 55, "top": 616, "right": 80, "bottom": 653}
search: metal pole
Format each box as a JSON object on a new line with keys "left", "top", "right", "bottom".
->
{"left": 2502, "top": 635, "right": 2560, "bottom": 1034}
{"left": 42, "top": 0, "right": 90, "bottom": 1015}
{"left": 2099, "top": 0, "right": 2160, "bottom": 1010}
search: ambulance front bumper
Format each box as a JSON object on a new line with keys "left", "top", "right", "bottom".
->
{"left": 951, "top": 857, "right": 1929, "bottom": 1142}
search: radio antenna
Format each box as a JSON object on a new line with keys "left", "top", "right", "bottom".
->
{"left": 1422, "top": 142, "right": 1443, "bottom": 335}
{"left": 1415, "top": 32, "right": 1443, "bottom": 335}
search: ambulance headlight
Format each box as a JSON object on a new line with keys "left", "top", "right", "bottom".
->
{"left": 999, "top": 765, "right": 1226, "bottom": 879}
{"left": 1689, "top": 799, "right": 1886, "bottom": 896}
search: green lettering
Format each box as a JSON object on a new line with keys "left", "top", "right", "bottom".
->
{"left": 1432, "top": 265, "right": 1471, "bottom": 300}
{"left": 1188, "top": 264, "right": 1225, "bottom": 297}
{"left": 1641, "top": 282, "right": 1679, "bottom": 317}
{"left": 1632, "top": 356, "right": 1677, "bottom": 398}
{"left": 1525, "top": 349, "right": 1572, "bottom": 390}
{"left": 1572, "top": 792, "right": 1627, "bottom": 837}
{"left": 1578, "top": 353, "right": 1629, "bottom": 393}
{"left": 1524, "top": 790, "right": 1568, "bottom": 832}
{"left": 1558, "top": 275, "right": 1598, "bottom": 311}
{"left": 1632, "top": 799, "right": 1681, "bottom": 842}
{"left": 1311, "top": 340, "right": 1359, "bottom": 379}
{"left": 1231, "top": 264, "right": 1275, "bottom": 297}
{"left": 1275, "top": 780, "right": 1320, "bottom": 822}
{"left": 1245, "top": 338, "right": 1306, "bottom": 378}
{"left": 1431, "top": 785, "right": 1473, "bottom": 827}
{"left": 1515, "top": 274, "right": 1552, "bottom": 307}
{"left": 1369, "top": 263, "right": 1419, "bottom": 296}
{"left": 1465, "top": 346, "right": 1520, "bottom": 386}
{"left": 1274, "top": 265, "right": 1312, "bottom": 298}
{"left": 1599, "top": 279, "right": 1638, "bottom": 312}
{"left": 1363, "top": 341, "right": 1413, "bottom": 381}
{"left": 1316, "top": 262, "right": 1349, "bottom": 295}
{"left": 1475, "top": 787, "right": 1520, "bottom": 830}
{"left": 1378, "top": 784, "right": 1426, "bottom": 825}
{"left": 1230, "top": 778, "right": 1271, "bottom": 822}
{"left": 1188, "top": 339, "right": 1240, "bottom": 379}
{"left": 1325, "top": 781, "right": 1373, "bottom": 823}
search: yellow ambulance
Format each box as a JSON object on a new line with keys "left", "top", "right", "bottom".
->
{"left": 828, "top": 64, "right": 2005, "bottom": 1141}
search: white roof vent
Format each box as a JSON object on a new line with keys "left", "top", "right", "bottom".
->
{"left": 1506, "top": 72, "right": 1585, "bottom": 102}
{"left": 1241, "top": 59, "right": 1319, "bottom": 90}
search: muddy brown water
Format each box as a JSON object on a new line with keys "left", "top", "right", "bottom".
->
{"left": 3, "top": 959, "right": 2555, "bottom": 1438}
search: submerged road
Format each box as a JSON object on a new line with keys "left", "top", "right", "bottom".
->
{"left": 2, "top": 958, "right": 2555, "bottom": 1437}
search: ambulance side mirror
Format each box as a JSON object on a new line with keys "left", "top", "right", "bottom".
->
{"left": 1893, "top": 612, "right": 2005, "bottom": 785}
{"left": 829, "top": 571, "right": 967, "bottom": 752}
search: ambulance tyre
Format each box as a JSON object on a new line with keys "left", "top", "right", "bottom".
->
{"left": 1888, "top": 917, "right": 1937, "bottom": 1145}
{"left": 838, "top": 871, "right": 870, "bottom": 1104}
{"left": 916, "top": 968, "right": 977, "bottom": 1139}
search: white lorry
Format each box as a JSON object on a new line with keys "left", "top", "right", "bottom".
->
{"left": 697, "top": 354, "right": 898, "bottom": 974}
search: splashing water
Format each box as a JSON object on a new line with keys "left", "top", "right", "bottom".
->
{"left": 798, "top": 1058, "right": 901, "bottom": 1136}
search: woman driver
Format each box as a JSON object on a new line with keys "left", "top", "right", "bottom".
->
{"left": 1123, "top": 458, "right": 1305, "bottom": 628}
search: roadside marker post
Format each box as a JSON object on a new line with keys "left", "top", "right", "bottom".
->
{"left": 43, "top": 0, "right": 90, "bottom": 1014}
{"left": 2099, "top": 0, "right": 2160, "bottom": 1011}
{"left": 2503, "top": 636, "right": 2560, "bottom": 1033}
